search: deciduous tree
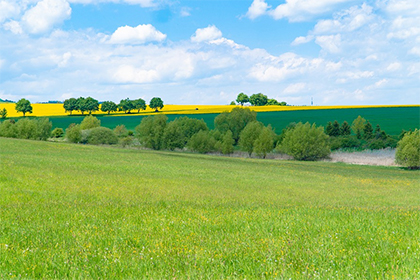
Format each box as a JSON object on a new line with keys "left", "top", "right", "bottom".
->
{"left": 249, "top": 93, "right": 268, "bottom": 106}
{"left": 101, "top": 101, "right": 117, "bottom": 115}
{"left": 63, "top": 98, "right": 78, "bottom": 115}
{"left": 15, "top": 98, "right": 33, "bottom": 117}
{"left": 149, "top": 97, "right": 164, "bottom": 112}
{"left": 236, "top": 93, "right": 249, "bottom": 106}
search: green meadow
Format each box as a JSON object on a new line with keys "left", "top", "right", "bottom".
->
{"left": 44, "top": 106, "right": 419, "bottom": 135}
{"left": 1, "top": 137, "right": 419, "bottom": 278}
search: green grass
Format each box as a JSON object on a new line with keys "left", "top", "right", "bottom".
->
{"left": 39, "top": 106, "right": 420, "bottom": 135}
{"left": 1, "top": 138, "right": 419, "bottom": 278}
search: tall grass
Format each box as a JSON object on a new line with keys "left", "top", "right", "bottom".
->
{"left": 0, "top": 138, "right": 419, "bottom": 278}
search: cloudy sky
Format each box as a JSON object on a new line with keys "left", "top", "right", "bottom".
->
{"left": 0, "top": 0, "right": 419, "bottom": 105}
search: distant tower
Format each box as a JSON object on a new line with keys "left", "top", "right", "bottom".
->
{"left": 311, "top": 97, "right": 313, "bottom": 106}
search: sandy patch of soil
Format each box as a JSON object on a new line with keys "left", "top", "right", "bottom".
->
{"left": 325, "top": 149, "right": 397, "bottom": 167}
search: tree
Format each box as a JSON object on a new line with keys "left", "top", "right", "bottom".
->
{"left": 220, "top": 130, "right": 234, "bottom": 155}
{"left": 395, "top": 129, "right": 420, "bottom": 169}
{"left": 66, "top": 123, "right": 82, "bottom": 143}
{"left": 267, "top": 99, "right": 280, "bottom": 105}
{"left": 236, "top": 93, "right": 249, "bottom": 106}
{"left": 149, "top": 97, "right": 164, "bottom": 112}
{"left": 63, "top": 98, "right": 78, "bottom": 115}
{"left": 135, "top": 114, "right": 167, "bottom": 150}
{"left": 118, "top": 98, "right": 135, "bottom": 114}
{"left": 100, "top": 101, "right": 117, "bottom": 115}
{"left": 187, "top": 130, "right": 216, "bottom": 154}
{"left": 238, "top": 121, "right": 263, "bottom": 157}
{"left": 249, "top": 93, "right": 268, "bottom": 106}
{"left": 85, "top": 97, "right": 99, "bottom": 115}
{"left": 230, "top": 101, "right": 236, "bottom": 105}
{"left": 15, "top": 98, "right": 33, "bottom": 117}
{"left": 331, "top": 120, "right": 340, "bottom": 137}
{"left": 253, "top": 125, "right": 275, "bottom": 158}
{"left": 325, "top": 122, "right": 333, "bottom": 136}
{"left": 162, "top": 117, "right": 208, "bottom": 150}
{"left": 279, "top": 122, "right": 330, "bottom": 161}
{"left": 0, "top": 108, "right": 7, "bottom": 119}
{"left": 363, "top": 121, "right": 373, "bottom": 140}
{"left": 85, "top": 127, "right": 118, "bottom": 145}
{"left": 76, "top": 97, "right": 88, "bottom": 115}
{"left": 214, "top": 107, "right": 257, "bottom": 143}
{"left": 80, "top": 115, "right": 101, "bottom": 130}
{"left": 351, "top": 116, "right": 366, "bottom": 139}
{"left": 340, "top": 121, "right": 351, "bottom": 136}
{"left": 280, "top": 101, "right": 287, "bottom": 106}
{"left": 133, "top": 98, "right": 146, "bottom": 113}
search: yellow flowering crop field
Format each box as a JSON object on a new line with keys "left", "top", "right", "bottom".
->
{"left": 1, "top": 137, "right": 419, "bottom": 278}
{"left": 1, "top": 102, "right": 418, "bottom": 117}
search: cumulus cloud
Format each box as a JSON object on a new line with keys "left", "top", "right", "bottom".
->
{"left": 245, "top": 0, "right": 355, "bottom": 22}
{"left": 21, "top": 0, "right": 71, "bottom": 34}
{"left": 67, "top": 0, "right": 156, "bottom": 7}
{"left": 109, "top": 24, "right": 166, "bottom": 44}
{"left": 283, "top": 83, "right": 306, "bottom": 94}
{"left": 315, "top": 34, "right": 341, "bottom": 53}
{"left": 191, "top": 25, "right": 222, "bottom": 43}
{"left": 246, "top": 0, "right": 270, "bottom": 20}
{"left": 0, "top": 0, "right": 21, "bottom": 23}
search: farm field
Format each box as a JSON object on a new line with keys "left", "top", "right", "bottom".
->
{"left": 1, "top": 138, "right": 419, "bottom": 278}
{"left": 42, "top": 106, "right": 420, "bottom": 136}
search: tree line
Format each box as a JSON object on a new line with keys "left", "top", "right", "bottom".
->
{"left": 63, "top": 97, "right": 164, "bottom": 115}
{"left": 232, "top": 93, "right": 287, "bottom": 106}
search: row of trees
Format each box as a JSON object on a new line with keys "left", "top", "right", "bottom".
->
{"left": 64, "top": 97, "right": 164, "bottom": 115}
{"left": 325, "top": 116, "right": 398, "bottom": 151}
{"left": 233, "top": 93, "right": 287, "bottom": 106}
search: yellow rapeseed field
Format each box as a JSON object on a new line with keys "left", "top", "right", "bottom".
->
{"left": 0, "top": 102, "right": 418, "bottom": 118}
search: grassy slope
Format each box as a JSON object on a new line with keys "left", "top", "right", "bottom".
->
{"left": 0, "top": 138, "right": 419, "bottom": 278}
{"left": 43, "top": 106, "right": 420, "bottom": 135}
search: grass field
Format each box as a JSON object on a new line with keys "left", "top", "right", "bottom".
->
{"left": 40, "top": 106, "right": 420, "bottom": 136}
{"left": 1, "top": 138, "right": 419, "bottom": 278}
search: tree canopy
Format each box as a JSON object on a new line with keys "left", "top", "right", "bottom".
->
{"left": 15, "top": 98, "right": 33, "bottom": 117}
{"left": 149, "top": 97, "right": 164, "bottom": 112}
{"left": 249, "top": 93, "right": 268, "bottom": 106}
{"left": 236, "top": 93, "right": 249, "bottom": 106}
{"left": 100, "top": 101, "right": 118, "bottom": 115}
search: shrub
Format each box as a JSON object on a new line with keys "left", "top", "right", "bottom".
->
{"left": 114, "top": 124, "right": 128, "bottom": 137}
{"left": 35, "top": 118, "right": 52, "bottom": 140}
{"left": 395, "top": 129, "right": 420, "bottom": 169}
{"left": 220, "top": 130, "right": 234, "bottom": 155}
{"left": 279, "top": 122, "right": 330, "bottom": 161}
{"left": 340, "top": 136, "right": 361, "bottom": 149}
{"left": 238, "top": 121, "right": 263, "bottom": 156}
{"left": 253, "top": 125, "right": 275, "bottom": 158}
{"left": 80, "top": 115, "right": 101, "bottom": 130}
{"left": 85, "top": 127, "right": 118, "bottom": 145}
{"left": 162, "top": 117, "right": 208, "bottom": 150}
{"left": 120, "top": 136, "right": 134, "bottom": 147}
{"left": 51, "top": 128, "right": 64, "bottom": 138}
{"left": 329, "top": 137, "right": 342, "bottom": 151}
{"left": 135, "top": 115, "right": 167, "bottom": 150}
{"left": 368, "top": 139, "right": 386, "bottom": 150}
{"left": 15, "top": 118, "right": 37, "bottom": 139}
{"left": 187, "top": 130, "right": 216, "bottom": 154}
{"left": 0, "top": 120, "right": 17, "bottom": 138}
{"left": 66, "top": 123, "right": 82, "bottom": 143}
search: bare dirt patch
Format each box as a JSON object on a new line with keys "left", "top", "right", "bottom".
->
{"left": 325, "top": 149, "right": 397, "bottom": 167}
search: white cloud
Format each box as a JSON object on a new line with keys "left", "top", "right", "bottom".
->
{"left": 0, "top": 0, "right": 21, "bottom": 23}
{"left": 180, "top": 7, "right": 191, "bottom": 17}
{"left": 21, "top": 0, "right": 71, "bottom": 34}
{"left": 283, "top": 83, "right": 306, "bottom": 94}
{"left": 315, "top": 34, "right": 341, "bottom": 53}
{"left": 67, "top": 0, "right": 156, "bottom": 7}
{"left": 109, "top": 24, "right": 166, "bottom": 44}
{"left": 268, "top": 0, "right": 354, "bottom": 22}
{"left": 291, "top": 35, "right": 313, "bottom": 46}
{"left": 3, "top": 20, "right": 22, "bottom": 34}
{"left": 191, "top": 25, "right": 222, "bottom": 43}
{"left": 246, "top": 0, "right": 270, "bottom": 20}
{"left": 386, "top": 62, "right": 401, "bottom": 71}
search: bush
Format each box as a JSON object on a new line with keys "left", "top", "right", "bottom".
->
{"left": 0, "top": 120, "right": 17, "bottom": 138}
{"left": 80, "top": 115, "right": 101, "bottom": 130}
{"left": 220, "top": 130, "right": 234, "bottom": 155}
{"left": 114, "top": 124, "right": 128, "bottom": 137}
{"left": 368, "top": 139, "right": 386, "bottom": 150}
{"left": 238, "top": 121, "right": 263, "bottom": 156}
{"left": 51, "top": 128, "right": 64, "bottom": 138}
{"left": 85, "top": 127, "right": 118, "bottom": 145}
{"left": 329, "top": 137, "right": 342, "bottom": 151}
{"left": 253, "top": 125, "right": 275, "bottom": 158}
{"left": 15, "top": 118, "right": 37, "bottom": 139}
{"left": 66, "top": 123, "right": 82, "bottom": 143}
{"left": 214, "top": 107, "right": 257, "bottom": 143}
{"left": 340, "top": 136, "right": 361, "bottom": 149}
{"left": 187, "top": 130, "right": 216, "bottom": 154}
{"left": 120, "top": 136, "right": 134, "bottom": 147}
{"left": 279, "top": 122, "right": 330, "bottom": 161}
{"left": 135, "top": 115, "right": 167, "bottom": 150}
{"left": 35, "top": 118, "right": 52, "bottom": 141}
{"left": 162, "top": 117, "right": 208, "bottom": 150}
{"left": 395, "top": 129, "right": 420, "bottom": 169}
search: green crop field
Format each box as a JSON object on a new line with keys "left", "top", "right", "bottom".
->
{"left": 39, "top": 106, "right": 420, "bottom": 135}
{"left": 1, "top": 137, "right": 419, "bottom": 278}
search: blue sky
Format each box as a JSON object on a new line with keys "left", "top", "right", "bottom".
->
{"left": 0, "top": 0, "right": 419, "bottom": 105}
